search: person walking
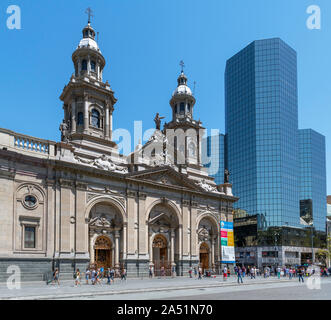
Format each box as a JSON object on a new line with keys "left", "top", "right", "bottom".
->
{"left": 52, "top": 268, "right": 60, "bottom": 286}
{"left": 189, "top": 267, "right": 192, "bottom": 278}
{"left": 91, "top": 269, "right": 96, "bottom": 285}
{"left": 227, "top": 267, "right": 231, "bottom": 278}
{"left": 223, "top": 266, "right": 228, "bottom": 281}
{"left": 121, "top": 268, "right": 127, "bottom": 281}
{"left": 149, "top": 266, "right": 153, "bottom": 279}
{"left": 237, "top": 266, "right": 243, "bottom": 284}
{"left": 194, "top": 267, "right": 198, "bottom": 278}
{"left": 242, "top": 266, "right": 246, "bottom": 278}
{"left": 106, "top": 268, "right": 111, "bottom": 285}
{"left": 250, "top": 266, "right": 255, "bottom": 279}
{"left": 74, "top": 268, "right": 81, "bottom": 287}
{"left": 85, "top": 268, "right": 90, "bottom": 285}
{"left": 298, "top": 267, "right": 304, "bottom": 283}
{"left": 198, "top": 267, "right": 202, "bottom": 280}
{"left": 110, "top": 268, "right": 115, "bottom": 284}
{"left": 277, "top": 266, "right": 281, "bottom": 279}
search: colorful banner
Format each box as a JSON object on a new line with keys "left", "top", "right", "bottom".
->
{"left": 220, "top": 220, "right": 235, "bottom": 263}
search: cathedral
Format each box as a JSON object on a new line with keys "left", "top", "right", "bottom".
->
{"left": 0, "top": 19, "right": 237, "bottom": 281}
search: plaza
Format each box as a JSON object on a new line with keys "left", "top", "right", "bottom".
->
{"left": 0, "top": 275, "right": 330, "bottom": 300}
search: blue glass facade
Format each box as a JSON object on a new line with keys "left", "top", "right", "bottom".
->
{"left": 203, "top": 134, "right": 225, "bottom": 185}
{"left": 225, "top": 38, "right": 301, "bottom": 229}
{"left": 299, "top": 129, "right": 326, "bottom": 231}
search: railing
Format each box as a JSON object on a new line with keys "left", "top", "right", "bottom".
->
{"left": 0, "top": 128, "right": 56, "bottom": 157}
{"left": 14, "top": 135, "right": 49, "bottom": 153}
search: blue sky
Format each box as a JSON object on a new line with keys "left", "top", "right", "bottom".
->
{"left": 0, "top": 0, "right": 330, "bottom": 192}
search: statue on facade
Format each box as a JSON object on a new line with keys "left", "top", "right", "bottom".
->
{"left": 154, "top": 113, "right": 165, "bottom": 130}
{"left": 59, "top": 120, "right": 69, "bottom": 143}
{"left": 224, "top": 168, "right": 230, "bottom": 183}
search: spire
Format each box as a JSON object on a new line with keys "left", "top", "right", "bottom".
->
{"left": 85, "top": 7, "right": 94, "bottom": 24}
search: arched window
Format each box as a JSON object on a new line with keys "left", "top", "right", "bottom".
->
{"left": 180, "top": 102, "right": 185, "bottom": 113}
{"left": 187, "top": 103, "right": 191, "bottom": 112}
{"left": 91, "top": 109, "right": 100, "bottom": 128}
{"left": 82, "top": 60, "right": 87, "bottom": 71}
{"left": 91, "top": 61, "right": 96, "bottom": 72}
{"left": 77, "top": 112, "right": 84, "bottom": 125}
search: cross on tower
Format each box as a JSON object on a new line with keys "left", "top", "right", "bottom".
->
{"left": 85, "top": 7, "right": 94, "bottom": 24}
{"left": 179, "top": 60, "right": 185, "bottom": 73}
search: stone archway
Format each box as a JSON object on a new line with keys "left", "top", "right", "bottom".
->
{"left": 88, "top": 201, "right": 124, "bottom": 271}
{"left": 148, "top": 203, "right": 179, "bottom": 276}
{"left": 198, "top": 216, "right": 218, "bottom": 272}
{"left": 152, "top": 234, "right": 168, "bottom": 276}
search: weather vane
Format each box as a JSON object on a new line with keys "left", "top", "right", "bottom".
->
{"left": 85, "top": 7, "right": 94, "bottom": 24}
{"left": 179, "top": 60, "right": 185, "bottom": 73}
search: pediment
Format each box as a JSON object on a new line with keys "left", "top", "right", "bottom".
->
{"left": 127, "top": 167, "right": 201, "bottom": 191}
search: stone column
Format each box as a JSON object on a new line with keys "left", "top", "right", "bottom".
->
{"left": 170, "top": 229, "right": 176, "bottom": 267}
{"left": 84, "top": 95, "right": 89, "bottom": 133}
{"left": 115, "top": 230, "right": 120, "bottom": 270}
{"left": 149, "top": 233, "right": 154, "bottom": 265}
{"left": 87, "top": 55, "right": 91, "bottom": 75}
{"left": 122, "top": 223, "right": 127, "bottom": 260}
{"left": 71, "top": 99, "right": 76, "bottom": 134}
{"left": 178, "top": 225, "right": 183, "bottom": 261}
{"left": 211, "top": 237, "right": 215, "bottom": 271}
{"left": 105, "top": 103, "right": 110, "bottom": 139}
{"left": 109, "top": 106, "right": 113, "bottom": 140}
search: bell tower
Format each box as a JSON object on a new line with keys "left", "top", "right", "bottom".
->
{"left": 164, "top": 62, "right": 204, "bottom": 167}
{"left": 59, "top": 10, "right": 118, "bottom": 157}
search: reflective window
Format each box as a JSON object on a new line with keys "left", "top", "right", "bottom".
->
{"left": 77, "top": 112, "right": 84, "bottom": 125}
{"left": 82, "top": 60, "right": 87, "bottom": 71}
{"left": 91, "top": 109, "right": 100, "bottom": 128}
{"left": 24, "top": 226, "right": 35, "bottom": 248}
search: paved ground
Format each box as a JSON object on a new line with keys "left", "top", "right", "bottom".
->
{"left": 1, "top": 275, "right": 330, "bottom": 300}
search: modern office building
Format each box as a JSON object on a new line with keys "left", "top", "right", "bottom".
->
{"left": 203, "top": 134, "right": 225, "bottom": 185}
{"left": 299, "top": 129, "right": 327, "bottom": 231}
{"left": 225, "top": 38, "right": 300, "bottom": 229}
{"left": 225, "top": 38, "right": 327, "bottom": 267}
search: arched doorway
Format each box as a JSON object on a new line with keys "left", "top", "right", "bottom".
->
{"left": 200, "top": 242, "right": 210, "bottom": 272}
{"left": 198, "top": 216, "right": 218, "bottom": 273}
{"left": 148, "top": 203, "right": 180, "bottom": 276}
{"left": 152, "top": 234, "right": 168, "bottom": 275}
{"left": 88, "top": 201, "right": 124, "bottom": 270}
{"left": 94, "top": 236, "right": 112, "bottom": 269}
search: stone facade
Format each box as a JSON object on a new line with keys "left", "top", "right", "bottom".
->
{"left": 0, "top": 21, "right": 238, "bottom": 282}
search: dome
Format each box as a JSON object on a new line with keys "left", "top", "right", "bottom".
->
{"left": 78, "top": 37, "right": 100, "bottom": 51}
{"left": 172, "top": 85, "right": 192, "bottom": 96}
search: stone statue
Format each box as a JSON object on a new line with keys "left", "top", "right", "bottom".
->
{"left": 154, "top": 113, "right": 165, "bottom": 130}
{"left": 196, "top": 179, "right": 218, "bottom": 193}
{"left": 59, "top": 120, "right": 69, "bottom": 142}
{"left": 224, "top": 168, "right": 230, "bottom": 183}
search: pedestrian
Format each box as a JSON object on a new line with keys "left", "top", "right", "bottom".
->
{"left": 96, "top": 268, "right": 101, "bottom": 285}
{"left": 91, "top": 269, "right": 96, "bottom": 285}
{"left": 189, "top": 267, "right": 192, "bottom": 278}
{"left": 121, "top": 268, "right": 127, "bottom": 281}
{"left": 237, "top": 266, "right": 243, "bottom": 284}
{"left": 277, "top": 266, "right": 281, "bottom": 279}
{"left": 74, "top": 268, "right": 81, "bottom": 286}
{"left": 250, "top": 266, "right": 255, "bottom": 279}
{"left": 85, "top": 268, "right": 90, "bottom": 285}
{"left": 149, "top": 266, "right": 153, "bottom": 278}
{"left": 242, "top": 266, "right": 246, "bottom": 277}
{"left": 100, "top": 266, "right": 104, "bottom": 279}
{"left": 198, "top": 267, "right": 202, "bottom": 280}
{"left": 172, "top": 266, "right": 176, "bottom": 277}
{"left": 106, "top": 268, "right": 111, "bottom": 285}
{"left": 223, "top": 266, "right": 227, "bottom": 281}
{"left": 227, "top": 267, "right": 231, "bottom": 278}
{"left": 110, "top": 268, "right": 115, "bottom": 284}
{"left": 52, "top": 268, "right": 60, "bottom": 286}
{"left": 194, "top": 267, "right": 198, "bottom": 278}
{"left": 298, "top": 267, "right": 304, "bottom": 283}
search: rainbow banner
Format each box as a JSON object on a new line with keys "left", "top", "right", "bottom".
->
{"left": 220, "top": 221, "right": 235, "bottom": 263}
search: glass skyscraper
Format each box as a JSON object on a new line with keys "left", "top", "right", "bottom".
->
{"left": 225, "top": 38, "right": 301, "bottom": 229}
{"left": 299, "top": 129, "right": 326, "bottom": 231}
